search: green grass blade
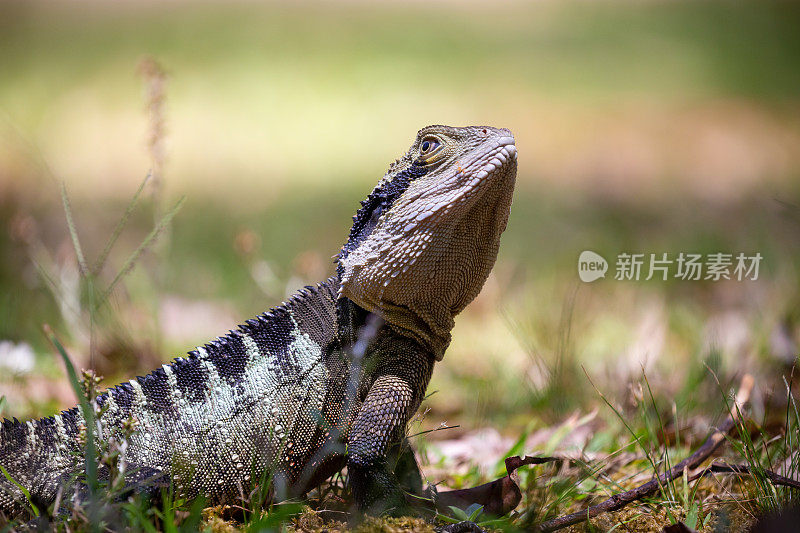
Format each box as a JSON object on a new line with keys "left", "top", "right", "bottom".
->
{"left": 686, "top": 501, "right": 699, "bottom": 530}
{"left": 642, "top": 370, "right": 677, "bottom": 503}
{"left": 0, "top": 464, "right": 39, "bottom": 518}
{"left": 583, "top": 369, "right": 659, "bottom": 476}
{"left": 43, "top": 325, "right": 98, "bottom": 520}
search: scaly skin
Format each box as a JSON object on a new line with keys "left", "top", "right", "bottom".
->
{"left": 0, "top": 125, "right": 517, "bottom": 520}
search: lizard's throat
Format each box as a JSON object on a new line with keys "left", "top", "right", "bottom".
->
{"left": 338, "top": 231, "right": 457, "bottom": 360}
{"left": 338, "top": 167, "right": 515, "bottom": 360}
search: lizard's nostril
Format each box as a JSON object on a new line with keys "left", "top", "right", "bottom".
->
{"left": 482, "top": 129, "right": 487, "bottom": 135}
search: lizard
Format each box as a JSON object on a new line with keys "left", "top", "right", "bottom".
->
{"left": 0, "top": 124, "right": 517, "bottom": 521}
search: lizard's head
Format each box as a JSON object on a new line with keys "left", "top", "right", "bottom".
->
{"left": 337, "top": 125, "right": 517, "bottom": 359}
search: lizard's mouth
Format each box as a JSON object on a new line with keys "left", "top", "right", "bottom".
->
{"left": 474, "top": 135, "right": 517, "bottom": 180}
{"left": 457, "top": 134, "right": 517, "bottom": 198}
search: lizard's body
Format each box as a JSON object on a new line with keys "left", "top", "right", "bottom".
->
{"left": 0, "top": 125, "right": 517, "bottom": 519}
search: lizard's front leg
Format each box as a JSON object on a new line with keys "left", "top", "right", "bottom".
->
{"left": 346, "top": 346, "right": 433, "bottom": 516}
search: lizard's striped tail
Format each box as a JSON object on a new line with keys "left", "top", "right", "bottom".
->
{"left": 0, "top": 417, "right": 35, "bottom": 518}
{"left": 0, "top": 410, "right": 82, "bottom": 520}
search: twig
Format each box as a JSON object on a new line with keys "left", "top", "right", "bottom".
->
{"left": 690, "top": 462, "right": 800, "bottom": 491}
{"left": 538, "top": 374, "right": 754, "bottom": 532}
{"left": 407, "top": 424, "right": 460, "bottom": 439}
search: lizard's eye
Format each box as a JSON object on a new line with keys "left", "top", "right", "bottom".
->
{"left": 419, "top": 137, "right": 440, "bottom": 157}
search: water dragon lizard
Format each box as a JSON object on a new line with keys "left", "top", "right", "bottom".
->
{"left": 0, "top": 125, "right": 517, "bottom": 520}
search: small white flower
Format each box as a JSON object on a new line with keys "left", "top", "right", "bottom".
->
{"left": 0, "top": 340, "right": 35, "bottom": 374}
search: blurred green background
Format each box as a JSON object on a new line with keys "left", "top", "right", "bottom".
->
{"left": 0, "top": 0, "right": 799, "bottom": 438}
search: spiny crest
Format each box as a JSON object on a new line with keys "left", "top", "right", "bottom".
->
{"left": 1, "top": 408, "right": 82, "bottom": 445}
{"left": 339, "top": 163, "right": 429, "bottom": 263}
{"left": 385, "top": 157, "right": 405, "bottom": 176}
{"left": 0, "top": 419, "right": 24, "bottom": 451}
{"left": 1, "top": 417, "right": 21, "bottom": 432}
